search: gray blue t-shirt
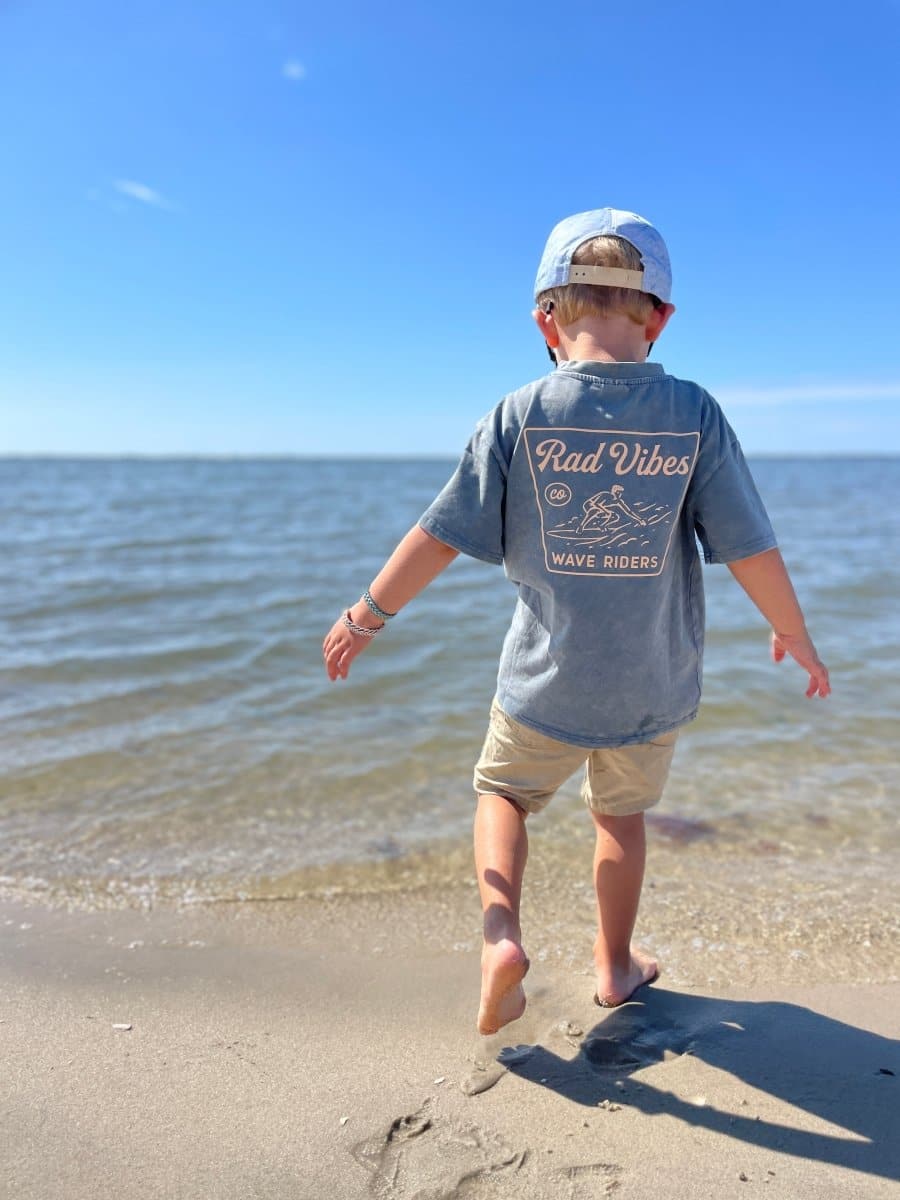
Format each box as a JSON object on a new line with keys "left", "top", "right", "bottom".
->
{"left": 419, "top": 361, "right": 777, "bottom": 747}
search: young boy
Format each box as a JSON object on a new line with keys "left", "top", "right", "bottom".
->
{"left": 322, "top": 208, "right": 830, "bottom": 1036}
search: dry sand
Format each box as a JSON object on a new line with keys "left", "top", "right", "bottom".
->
{"left": 2, "top": 886, "right": 899, "bottom": 1200}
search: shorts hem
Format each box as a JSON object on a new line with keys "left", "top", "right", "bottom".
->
{"left": 582, "top": 792, "right": 664, "bottom": 818}
{"left": 473, "top": 779, "right": 553, "bottom": 815}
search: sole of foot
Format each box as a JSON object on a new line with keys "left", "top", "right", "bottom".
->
{"left": 478, "top": 939, "right": 529, "bottom": 1035}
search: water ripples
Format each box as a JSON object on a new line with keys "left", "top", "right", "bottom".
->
{"left": 1, "top": 455, "right": 898, "bottom": 907}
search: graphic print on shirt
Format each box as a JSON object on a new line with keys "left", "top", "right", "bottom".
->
{"left": 524, "top": 427, "right": 700, "bottom": 577}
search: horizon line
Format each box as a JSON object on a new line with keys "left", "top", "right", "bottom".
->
{"left": 2, "top": 451, "right": 899, "bottom": 463}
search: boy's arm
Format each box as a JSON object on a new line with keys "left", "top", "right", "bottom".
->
{"left": 727, "top": 547, "right": 831, "bottom": 698}
{"left": 323, "top": 524, "right": 459, "bottom": 681}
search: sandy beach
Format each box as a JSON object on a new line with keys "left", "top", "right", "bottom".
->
{"left": 3, "top": 860, "right": 899, "bottom": 1200}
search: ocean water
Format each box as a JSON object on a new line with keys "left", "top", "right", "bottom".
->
{"left": 1, "top": 456, "right": 898, "bottom": 911}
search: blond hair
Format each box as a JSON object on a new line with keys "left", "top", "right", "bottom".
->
{"left": 536, "top": 235, "right": 658, "bottom": 327}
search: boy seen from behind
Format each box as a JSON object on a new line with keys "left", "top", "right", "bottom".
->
{"left": 322, "top": 208, "right": 830, "bottom": 1036}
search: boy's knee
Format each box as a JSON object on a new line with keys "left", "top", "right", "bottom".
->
{"left": 591, "top": 810, "right": 645, "bottom": 832}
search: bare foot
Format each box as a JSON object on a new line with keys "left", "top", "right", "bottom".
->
{"left": 593, "top": 944, "right": 658, "bottom": 1008}
{"left": 477, "top": 938, "right": 529, "bottom": 1034}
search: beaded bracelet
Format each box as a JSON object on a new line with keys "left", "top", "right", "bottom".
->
{"left": 362, "top": 588, "right": 396, "bottom": 622}
{"left": 342, "top": 610, "right": 382, "bottom": 638}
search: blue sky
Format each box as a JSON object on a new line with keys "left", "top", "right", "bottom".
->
{"left": 2, "top": 0, "right": 899, "bottom": 456}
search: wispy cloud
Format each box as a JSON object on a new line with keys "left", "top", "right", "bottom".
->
{"left": 719, "top": 382, "right": 900, "bottom": 407}
{"left": 282, "top": 59, "right": 306, "bottom": 82}
{"left": 113, "top": 179, "right": 172, "bottom": 210}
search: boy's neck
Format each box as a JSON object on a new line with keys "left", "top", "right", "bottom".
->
{"left": 556, "top": 314, "right": 650, "bottom": 365}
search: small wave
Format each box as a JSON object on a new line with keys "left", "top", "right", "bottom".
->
{"left": 5, "top": 636, "right": 258, "bottom": 685}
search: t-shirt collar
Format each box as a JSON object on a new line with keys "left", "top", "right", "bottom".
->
{"left": 556, "top": 360, "right": 666, "bottom": 381}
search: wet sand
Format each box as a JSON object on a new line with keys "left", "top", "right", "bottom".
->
{"left": 3, "top": 883, "right": 899, "bottom": 1200}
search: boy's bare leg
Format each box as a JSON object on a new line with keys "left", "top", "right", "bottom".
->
{"left": 473, "top": 792, "right": 530, "bottom": 1035}
{"left": 591, "top": 811, "right": 658, "bottom": 1006}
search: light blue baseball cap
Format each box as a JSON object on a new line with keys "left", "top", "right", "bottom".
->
{"left": 534, "top": 208, "right": 672, "bottom": 303}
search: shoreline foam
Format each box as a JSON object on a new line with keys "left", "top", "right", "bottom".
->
{"left": 3, "top": 823, "right": 897, "bottom": 992}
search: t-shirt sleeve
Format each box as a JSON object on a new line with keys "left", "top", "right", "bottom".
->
{"left": 688, "top": 399, "right": 778, "bottom": 565}
{"left": 418, "top": 412, "right": 507, "bottom": 565}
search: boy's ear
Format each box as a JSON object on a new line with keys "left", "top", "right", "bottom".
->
{"left": 533, "top": 306, "right": 561, "bottom": 349}
{"left": 646, "top": 302, "right": 675, "bottom": 343}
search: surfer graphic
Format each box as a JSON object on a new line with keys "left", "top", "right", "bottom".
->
{"left": 578, "top": 484, "right": 647, "bottom": 533}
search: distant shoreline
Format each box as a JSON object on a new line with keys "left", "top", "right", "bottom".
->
{"left": 2, "top": 452, "right": 899, "bottom": 463}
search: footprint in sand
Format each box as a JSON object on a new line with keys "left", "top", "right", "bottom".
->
{"left": 461, "top": 1044, "right": 536, "bottom": 1096}
{"left": 351, "top": 1104, "right": 524, "bottom": 1198}
{"left": 351, "top": 1105, "right": 623, "bottom": 1198}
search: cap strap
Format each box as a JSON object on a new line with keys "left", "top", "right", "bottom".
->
{"left": 566, "top": 265, "right": 645, "bottom": 290}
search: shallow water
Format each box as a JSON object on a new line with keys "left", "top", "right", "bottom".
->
{"left": 1, "top": 456, "right": 898, "bottom": 910}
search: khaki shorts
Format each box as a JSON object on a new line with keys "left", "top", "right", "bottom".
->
{"left": 473, "top": 700, "right": 678, "bottom": 817}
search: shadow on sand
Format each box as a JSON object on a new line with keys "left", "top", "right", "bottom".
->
{"left": 499, "top": 988, "right": 899, "bottom": 1184}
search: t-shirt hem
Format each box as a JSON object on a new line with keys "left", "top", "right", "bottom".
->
{"left": 703, "top": 533, "right": 778, "bottom": 566}
{"left": 417, "top": 516, "right": 504, "bottom": 565}
{"left": 495, "top": 695, "right": 698, "bottom": 749}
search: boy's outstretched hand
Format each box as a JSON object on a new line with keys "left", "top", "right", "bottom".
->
{"left": 770, "top": 629, "right": 831, "bottom": 698}
{"left": 727, "top": 550, "right": 831, "bottom": 700}
{"left": 321, "top": 527, "right": 460, "bottom": 683}
{"left": 323, "top": 615, "right": 377, "bottom": 681}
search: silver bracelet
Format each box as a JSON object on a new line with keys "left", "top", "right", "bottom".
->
{"left": 362, "top": 588, "right": 396, "bottom": 622}
{"left": 342, "top": 610, "right": 382, "bottom": 638}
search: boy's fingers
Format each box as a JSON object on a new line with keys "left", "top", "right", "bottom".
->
{"left": 323, "top": 620, "right": 374, "bottom": 681}
{"left": 769, "top": 630, "right": 831, "bottom": 698}
{"left": 323, "top": 631, "right": 349, "bottom": 681}
{"left": 815, "top": 667, "right": 831, "bottom": 698}
{"left": 806, "top": 666, "right": 830, "bottom": 699}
